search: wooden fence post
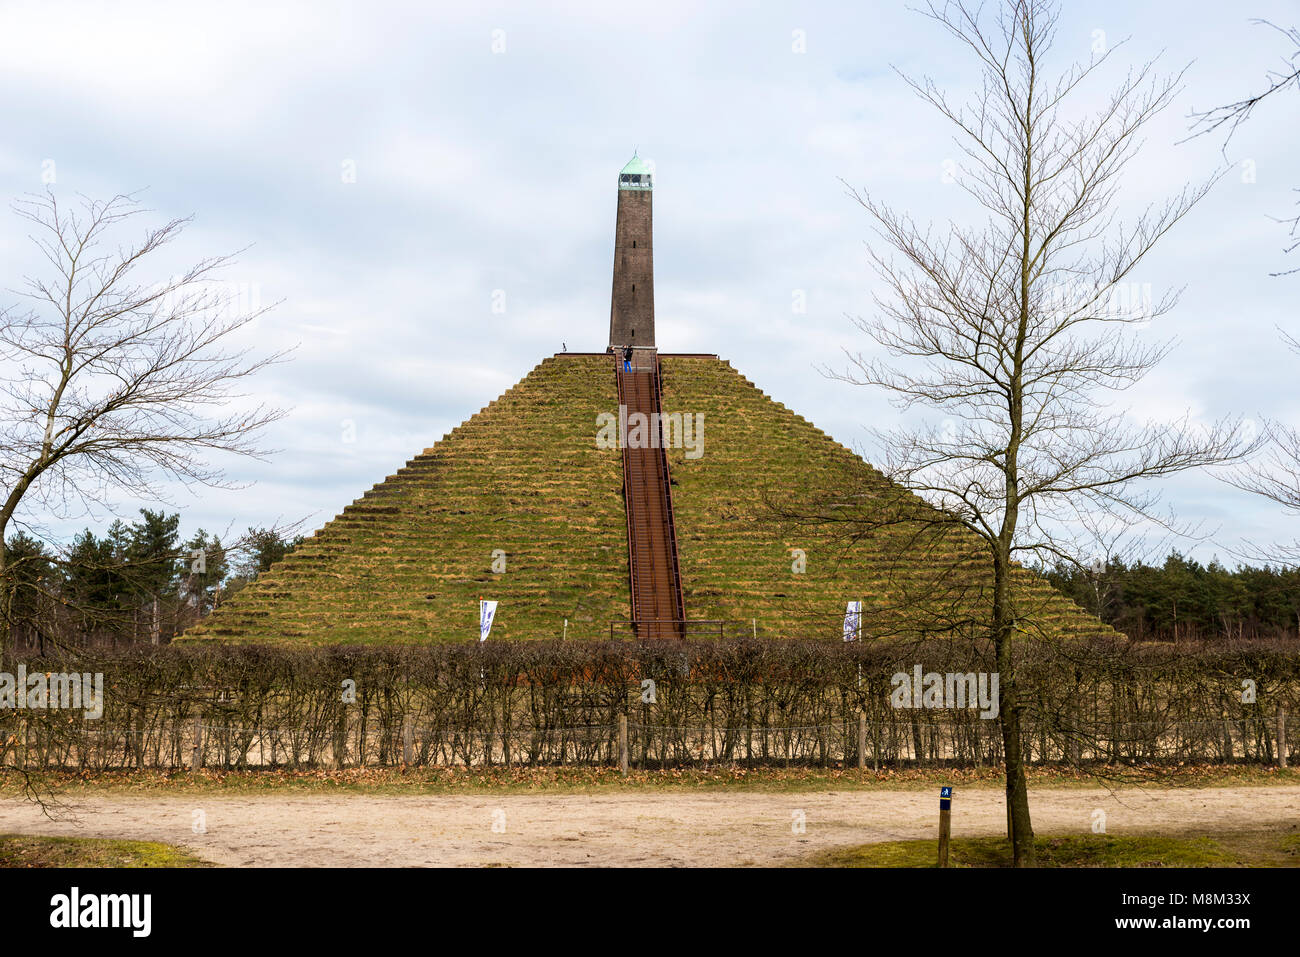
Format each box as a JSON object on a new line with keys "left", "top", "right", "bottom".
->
{"left": 872, "top": 710, "right": 880, "bottom": 772}
{"left": 1279, "top": 707, "right": 1288, "bottom": 769}
{"left": 334, "top": 712, "right": 347, "bottom": 770}
{"left": 189, "top": 718, "right": 203, "bottom": 772}
{"left": 619, "top": 714, "right": 629, "bottom": 776}
{"left": 132, "top": 708, "right": 145, "bottom": 768}
{"left": 403, "top": 717, "right": 414, "bottom": 766}
{"left": 938, "top": 786, "right": 953, "bottom": 868}
{"left": 857, "top": 712, "right": 866, "bottom": 770}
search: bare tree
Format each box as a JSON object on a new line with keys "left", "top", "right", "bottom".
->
{"left": 833, "top": 0, "right": 1254, "bottom": 865}
{"left": 0, "top": 190, "right": 288, "bottom": 656}
{"left": 1186, "top": 19, "right": 1300, "bottom": 275}
{"left": 1230, "top": 331, "right": 1300, "bottom": 565}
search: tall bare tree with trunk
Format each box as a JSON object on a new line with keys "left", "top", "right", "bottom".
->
{"left": 835, "top": 0, "right": 1253, "bottom": 865}
{"left": 0, "top": 190, "right": 287, "bottom": 657}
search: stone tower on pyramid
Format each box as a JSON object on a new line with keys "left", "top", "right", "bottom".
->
{"left": 609, "top": 153, "right": 654, "bottom": 351}
{"left": 184, "top": 156, "right": 1110, "bottom": 645}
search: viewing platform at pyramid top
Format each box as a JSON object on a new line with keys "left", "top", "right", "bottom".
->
{"left": 617, "top": 153, "right": 653, "bottom": 190}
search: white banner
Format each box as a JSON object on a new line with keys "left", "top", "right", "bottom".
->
{"left": 479, "top": 600, "right": 498, "bottom": 642}
{"left": 843, "top": 600, "right": 862, "bottom": 642}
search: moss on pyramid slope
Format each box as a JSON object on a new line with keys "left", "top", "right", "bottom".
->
{"left": 659, "top": 357, "right": 1113, "bottom": 641}
{"left": 185, "top": 353, "right": 1109, "bottom": 645}
{"left": 184, "top": 356, "right": 628, "bottom": 644}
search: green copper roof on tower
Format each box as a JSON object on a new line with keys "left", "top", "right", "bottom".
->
{"left": 618, "top": 153, "right": 653, "bottom": 190}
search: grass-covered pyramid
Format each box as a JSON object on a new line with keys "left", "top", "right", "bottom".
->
{"left": 183, "top": 355, "right": 1112, "bottom": 644}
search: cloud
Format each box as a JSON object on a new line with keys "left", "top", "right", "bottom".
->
{"left": 0, "top": 0, "right": 1295, "bottom": 562}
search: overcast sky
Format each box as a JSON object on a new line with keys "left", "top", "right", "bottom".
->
{"left": 1, "top": 0, "right": 1296, "bottom": 565}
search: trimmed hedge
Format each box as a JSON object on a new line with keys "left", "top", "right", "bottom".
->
{"left": 1, "top": 638, "right": 1296, "bottom": 770}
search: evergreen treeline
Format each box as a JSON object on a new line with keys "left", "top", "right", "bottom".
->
{"left": 4, "top": 510, "right": 302, "bottom": 652}
{"left": 1041, "top": 553, "right": 1300, "bottom": 642}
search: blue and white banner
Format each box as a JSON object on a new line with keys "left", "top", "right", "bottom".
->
{"left": 479, "top": 600, "right": 498, "bottom": 642}
{"left": 843, "top": 601, "right": 862, "bottom": 642}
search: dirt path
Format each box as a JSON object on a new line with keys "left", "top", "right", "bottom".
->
{"left": 3, "top": 786, "right": 1298, "bottom": 867}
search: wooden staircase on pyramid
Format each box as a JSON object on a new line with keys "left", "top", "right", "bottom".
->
{"left": 616, "top": 352, "right": 686, "bottom": 639}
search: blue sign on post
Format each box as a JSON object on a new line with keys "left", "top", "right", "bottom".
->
{"left": 937, "top": 786, "right": 954, "bottom": 868}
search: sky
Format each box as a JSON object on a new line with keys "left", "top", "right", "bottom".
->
{"left": 0, "top": 0, "right": 1296, "bottom": 566}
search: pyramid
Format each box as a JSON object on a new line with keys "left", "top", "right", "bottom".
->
{"left": 184, "top": 154, "right": 1112, "bottom": 645}
{"left": 183, "top": 353, "right": 1111, "bottom": 645}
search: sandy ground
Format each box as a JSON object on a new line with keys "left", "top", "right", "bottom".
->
{"left": 2, "top": 785, "right": 1298, "bottom": 867}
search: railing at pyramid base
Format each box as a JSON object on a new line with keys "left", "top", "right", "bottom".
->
{"left": 609, "top": 619, "right": 724, "bottom": 641}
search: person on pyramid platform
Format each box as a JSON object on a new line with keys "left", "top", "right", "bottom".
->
{"left": 622, "top": 345, "right": 633, "bottom": 371}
